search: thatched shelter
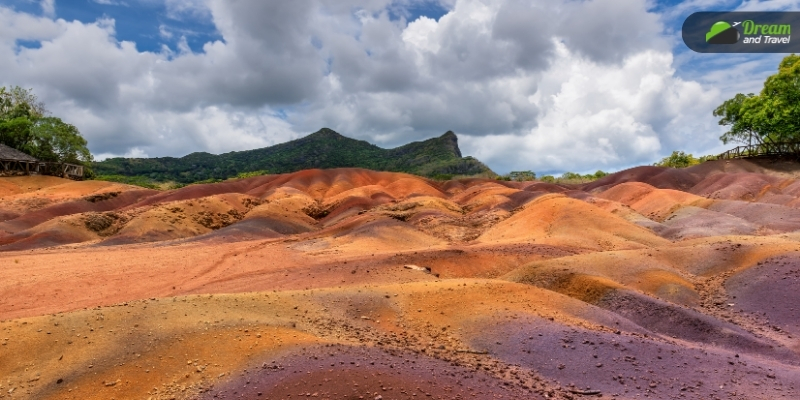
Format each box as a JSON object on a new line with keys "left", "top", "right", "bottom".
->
{"left": 0, "top": 143, "right": 39, "bottom": 176}
{"left": 0, "top": 144, "right": 84, "bottom": 179}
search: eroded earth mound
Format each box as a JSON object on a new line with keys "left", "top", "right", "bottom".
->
{"left": 2, "top": 159, "right": 800, "bottom": 399}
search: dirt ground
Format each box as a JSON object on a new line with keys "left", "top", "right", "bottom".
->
{"left": 2, "top": 161, "right": 800, "bottom": 399}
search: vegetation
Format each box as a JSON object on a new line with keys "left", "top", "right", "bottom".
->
{"left": 93, "top": 129, "right": 493, "bottom": 184}
{"left": 653, "top": 151, "right": 717, "bottom": 168}
{"left": 536, "top": 170, "right": 609, "bottom": 184}
{"left": 497, "top": 170, "right": 536, "bottom": 181}
{"left": 94, "top": 175, "right": 189, "bottom": 190}
{"left": 94, "top": 175, "right": 161, "bottom": 189}
{"left": 0, "top": 86, "right": 93, "bottom": 172}
{"left": 496, "top": 170, "right": 608, "bottom": 184}
{"left": 232, "top": 170, "right": 268, "bottom": 179}
{"left": 714, "top": 54, "right": 800, "bottom": 146}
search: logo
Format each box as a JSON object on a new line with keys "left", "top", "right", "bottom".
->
{"left": 683, "top": 12, "right": 800, "bottom": 53}
{"left": 706, "top": 21, "right": 740, "bottom": 44}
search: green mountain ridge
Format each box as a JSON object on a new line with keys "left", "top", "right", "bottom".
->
{"left": 93, "top": 128, "right": 494, "bottom": 183}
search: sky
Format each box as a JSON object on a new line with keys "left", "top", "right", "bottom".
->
{"left": 0, "top": 0, "right": 796, "bottom": 175}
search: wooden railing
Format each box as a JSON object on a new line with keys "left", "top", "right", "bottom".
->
{"left": 717, "top": 141, "right": 800, "bottom": 160}
{"left": 0, "top": 159, "right": 84, "bottom": 179}
{"left": 38, "top": 162, "right": 84, "bottom": 179}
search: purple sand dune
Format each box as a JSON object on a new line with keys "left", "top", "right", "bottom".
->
{"left": 0, "top": 229, "right": 87, "bottom": 252}
{"left": 0, "top": 210, "right": 19, "bottom": 223}
{"left": 660, "top": 206, "right": 759, "bottom": 240}
{"left": 689, "top": 172, "right": 783, "bottom": 200}
{"left": 97, "top": 230, "right": 183, "bottom": 247}
{"left": 330, "top": 217, "right": 414, "bottom": 240}
{"left": 175, "top": 217, "right": 293, "bottom": 244}
{"left": 467, "top": 314, "right": 800, "bottom": 400}
{"left": 197, "top": 344, "right": 536, "bottom": 400}
{"left": 583, "top": 166, "right": 702, "bottom": 192}
{"left": 782, "top": 180, "right": 800, "bottom": 197}
{"left": 524, "top": 182, "right": 570, "bottom": 193}
{"left": 583, "top": 159, "right": 795, "bottom": 195}
{"left": 498, "top": 190, "right": 552, "bottom": 211}
{"left": 759, "top": 193, "right": 800, "bottom": 207}
{"left": 596, "top": 290, "right": 797, "bottom": 362}
{"left": 708, "top": 200, "right": 800, "bottom": 233}
{"left": 726, "top": 254, "right": 800, "bottom": 337}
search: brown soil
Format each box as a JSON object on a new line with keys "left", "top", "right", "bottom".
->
{"left": 2, "top": 165, "right": 800, "bottom": 399}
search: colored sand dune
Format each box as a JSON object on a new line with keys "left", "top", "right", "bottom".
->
{"left": 2, "top": 158, "right": 800, "bottom": 399}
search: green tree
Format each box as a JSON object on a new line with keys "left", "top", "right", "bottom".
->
{"left": 0, "top": 116, "right": 35, "bottom": 150}
{"left": 0, "top": 86, "right": 93, "bottom": 173}
{"left": 30, "top": 117, "right": 93, "bottom": 164}
{"left": 715, "top": 54, "right": 800, "bottom": 145}
{"left": 560, "top": 171, "right": 581, "bottom": 180}
{"left": 507, "top": 170, "right": 536, "bottom": 181}
{"left": 591, "top": 170, "right": 608, "bottom": 179}
{"left": 0, "top": 86, "right": 45, "bottom": 119}
{"left": 654, "top": 151, "right": 699, "bottom": 168}
{"left": 714, "top": 93, "right": 758, "bottom": 145}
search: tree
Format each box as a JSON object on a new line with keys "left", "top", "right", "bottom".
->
{"left": 30, "top": 117, "right": 93, "bottom": 164}
{"left": 0, "top": 86, "right": 93, "bottom": 170}
{"left": 653, "top": 151, "right": 716, "bottom": 168}
{"left": 507, "top": 170, "right": 536, "bottom": 181}
{"left": 0, "top": 86, "right": 46, "bottom": 119}
{"left": 714, "top": 93, "right": 758, "bottom": 145}
{"left": 540, "top": 175, "right": 555, "bottom": 183}
{"left": 654, "top": 151, "right": 698, "bottom": 168}
{"left": 0, "top": 117, "right": 35, "bottom": 150}
{"left": 715, "top": 54, "right": 800, "bottom": 145}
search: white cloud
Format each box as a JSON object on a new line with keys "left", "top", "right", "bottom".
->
{"left": 92, "top": 0, "right": 129, "bottom": 5}
{"left": 165, "top": 0, "right": 211, "bottom": 20}
{"left": 0, "top": 0, "right": 761, "bottom": 174}
{"left": 459, "top": 44, "right": 721, "bottom": 174}
{"left": 40, "top": 0, "right": 55, "bottom": 18}
{"left": 737, "top": 0, "right": 800, "bottom": 11}
{"left": 158, "top": 24, "right": 173, "bottom": 39}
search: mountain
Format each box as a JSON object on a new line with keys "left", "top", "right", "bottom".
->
{"left": 92, "top": 129, "right": 494, "bottom": 183}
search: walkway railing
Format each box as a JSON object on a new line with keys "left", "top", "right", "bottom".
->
{"left": 0, "top": 160, "right": 84, "bottom": 179}
{"left": 717, "top": 141, "right": 800, "bottom": 160}
{"left": 38, "top": 162, "right": 84, "bottom": 179}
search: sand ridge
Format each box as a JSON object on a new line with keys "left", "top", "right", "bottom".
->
{"left": 3, "top": 162, "right": 800, "bottom": 399}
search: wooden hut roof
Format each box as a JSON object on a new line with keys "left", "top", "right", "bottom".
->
{"left": 0, "top": 144, "right": 38, "bottom": 162}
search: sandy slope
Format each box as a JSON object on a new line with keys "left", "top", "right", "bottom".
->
{"left": 2, "top": 161, "right": 800, "bottom": 399}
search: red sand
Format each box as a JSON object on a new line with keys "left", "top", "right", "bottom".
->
{"left": 2, "top": 164, "right": 800, "bottom": 399}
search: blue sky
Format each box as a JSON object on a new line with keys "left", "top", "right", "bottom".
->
{"left": 5, "top": 0, "right": 221, "bottom": 53}
{"left": 5, "top": 0, "right": 451, "bottom": 53}
{"left": 0, "top": 0, "right": 794, "bottom": 174}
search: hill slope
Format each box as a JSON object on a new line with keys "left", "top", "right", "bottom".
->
{"left": 93, "top": 129, "right": 493, "bottom": 183}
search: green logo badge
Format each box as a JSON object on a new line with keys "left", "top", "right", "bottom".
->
{"left": 706, "top": 21, "right": 740, "bottom": 44}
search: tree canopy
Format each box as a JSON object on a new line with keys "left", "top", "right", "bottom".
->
{"left": 0, "top": 86, "right": 93, "bottom": 168}
{"left": 714, "top": 54, "right": 800, "bottom": 145}
{"left": 652, "top": 151, "right": 717, "bottom": 168}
